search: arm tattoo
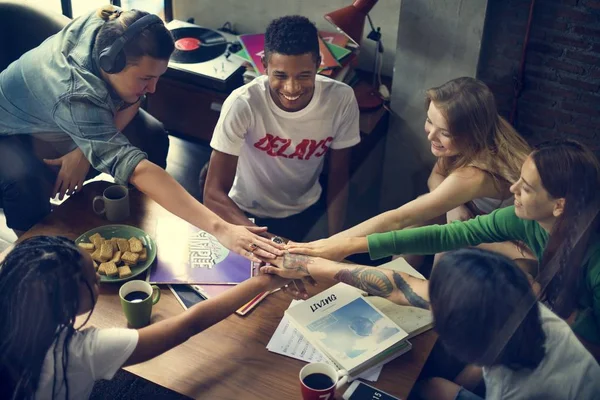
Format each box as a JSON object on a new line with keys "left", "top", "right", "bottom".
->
{"left": 392, "top": 271, "right": 430, "bottom": 309}
{"left": 333, "top": 267, "right": 394, "bottom": 297}
{"left": 333, "top": 267, "right": 430, "bottom": 309}
{"left": 282, "top": 253, "right": 312, "bottom": 275}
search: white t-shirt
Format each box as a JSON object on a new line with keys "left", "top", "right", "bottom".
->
{"left": 483, "top": 304, "right": 600, "bottom": 400}
{"left": 35, "top": 327, "right": 139, "bottom": 400}
{"left": 210, "top": 75, "right": 361, "bottom": 218}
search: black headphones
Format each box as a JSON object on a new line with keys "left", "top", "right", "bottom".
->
{"left": 98, "top": 13, "right": 163, "bottom": 74}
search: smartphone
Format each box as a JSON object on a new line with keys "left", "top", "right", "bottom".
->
{"left": 342, "top": 380, "right": 401, "bottom": 400}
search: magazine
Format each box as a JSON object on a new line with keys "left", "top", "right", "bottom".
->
{"left": 148, "top": 219, "right": 252, "bottom": 285}
{"left": 286, "top": 283, "right": 410, "bottom": 377}
{"left": 238, "top": 33, "right": 341, "bottom": 75}
{"left": 367, "top": 257, "right": 434, "bottom": 339}
{"left": 267, "top": 299, "right": 385, "bottom": 382}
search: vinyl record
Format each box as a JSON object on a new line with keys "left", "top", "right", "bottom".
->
{"left": 170, "top": 27, "right": 227, "bottom": 63}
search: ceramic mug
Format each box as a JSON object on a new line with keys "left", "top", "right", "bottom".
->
{"left": 299, "top": 362, "right": 348, "bottom": 400}
{"left": 119, "top": 280, "right": 160, "bottom": 328}
{"left": 93, "top": 185, "right": 130, "bottom": 222}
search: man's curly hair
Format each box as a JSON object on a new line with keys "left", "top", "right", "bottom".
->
{"left": 264, "top": 15, "right": 320, "bottom": 64}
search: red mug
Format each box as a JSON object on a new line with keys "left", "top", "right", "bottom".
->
{"left": 299, "top": 362, "right": 348, "bottom": 400}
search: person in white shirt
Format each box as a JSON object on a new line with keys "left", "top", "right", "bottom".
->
{"left": 0, "top": 236, "right": 289, "bottom": 399}
{"left": 419, "top": 248, "right": 600, "bottom": 400}
{"left": 204, "top": 15, "right": 360, "bottom": 243}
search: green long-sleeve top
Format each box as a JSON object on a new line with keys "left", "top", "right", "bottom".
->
{"left": 367, "top": 206, "right": 600, "bottom": 344}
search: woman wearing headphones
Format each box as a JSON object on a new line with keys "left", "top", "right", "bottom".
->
{"left": 0, "top": 6, "right": 282, "bottom": 260}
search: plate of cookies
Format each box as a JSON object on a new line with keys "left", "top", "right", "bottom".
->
{"left": 75, "top": 225, "right": 157, "bottom": 283}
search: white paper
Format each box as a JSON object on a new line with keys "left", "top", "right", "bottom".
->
{"left": 267, "top": 300, "right": 382, "bottom": 382}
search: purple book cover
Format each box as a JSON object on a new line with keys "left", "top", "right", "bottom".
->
{"left": 149, "top": 219, "right": 252, "bottom": 284}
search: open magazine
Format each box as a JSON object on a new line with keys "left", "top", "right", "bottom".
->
{"left": 148, "top": 218, "right": 252, "bottom": 285}
{"left": 286, "top": 283, "right": 410, "bottom": 377}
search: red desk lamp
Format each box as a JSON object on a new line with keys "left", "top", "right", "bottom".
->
{"left": 324, "top": 0, "right": 385, "bottom": 110}
{"left": 324, "top": 0, "right": 378, "bottom": 47}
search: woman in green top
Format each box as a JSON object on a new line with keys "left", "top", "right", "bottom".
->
{"left": 265, "top": 139, "right": 600, "bottom": 357}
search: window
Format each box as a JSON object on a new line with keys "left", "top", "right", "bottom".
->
{"left": 70, "top": 0, "right": 165, "bottom": 19}
{"left": 33, "top": 0, "right": 170, "bottom": 20}
{"left": 121, "top": 0, "right": 165, "bottom": 19}
{"left": 21, "top": 0, "right": 62, "bottom": 16}
{"left": 71, "top": 0, "right": 111, "bottom": 19}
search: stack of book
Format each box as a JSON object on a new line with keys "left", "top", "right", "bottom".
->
{"left": 267, "top": 257, "right": 434, "bottom": 381}
{"left": 285, "top": 283, "right": 413, "bottom": 379}
{"left": 234, "top": 31, "right": 357, "bottom": 85}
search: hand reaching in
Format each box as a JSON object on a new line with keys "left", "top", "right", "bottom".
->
{"left": 214, "top": 223, "right": 285, "bottom": 262}
{"left": 44, "top": 147, "right": 91, "bottom": 200}
{"left": 285, "top": 237, "right": 353, "bottom": 261}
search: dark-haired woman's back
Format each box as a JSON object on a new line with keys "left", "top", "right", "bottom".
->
{"left": 483, "top": 305, "right": 600, "bottom": 399}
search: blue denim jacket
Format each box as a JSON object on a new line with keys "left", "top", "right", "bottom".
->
{"left": 0, "top": 11, "right": 147, "bottom": 185}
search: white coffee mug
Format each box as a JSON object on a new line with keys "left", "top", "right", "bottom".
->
{"left": 93, "top": 185, "right": 130, "bottom": 222}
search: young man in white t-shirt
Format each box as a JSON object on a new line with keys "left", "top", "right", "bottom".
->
{"left": 204, "top": 16, "right": 360, "bottom": 244}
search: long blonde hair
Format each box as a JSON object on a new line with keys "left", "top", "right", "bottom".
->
{"left": 426, "top": 77, "right": 530, "bottom": 185}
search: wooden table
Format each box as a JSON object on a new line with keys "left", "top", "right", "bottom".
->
{"left": 19, "top": 181, "right": 437, "bottom": 400}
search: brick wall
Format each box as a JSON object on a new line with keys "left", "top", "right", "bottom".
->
{"left": 478, "top": 0, "right": 600, "bottom": 152}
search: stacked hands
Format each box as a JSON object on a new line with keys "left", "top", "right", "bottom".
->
{"left": 232, "top": 234, "right": 349, "bottom": 299}
{"left": 224, "top": 233, "right": 333, "bottom": 300}
{"left": 257, "top": 252, "right": 317, "bottom": 300}
{"left": 253, "top": 237, "right": 347, "bottom": 300}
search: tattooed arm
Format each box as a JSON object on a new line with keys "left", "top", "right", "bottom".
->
{"left": 333, "top": 266, "right": 430, "bottom": 309}
{"left": 260, "top": 253, "right": 430, "bottom": 309}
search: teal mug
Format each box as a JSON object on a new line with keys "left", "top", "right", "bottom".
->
{"left": 119, "top": 280, "right": 160, "bottom": 328}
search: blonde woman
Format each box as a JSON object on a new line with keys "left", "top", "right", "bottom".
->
{"left": 287, "top": 77, "right": 533, "bottom": 263}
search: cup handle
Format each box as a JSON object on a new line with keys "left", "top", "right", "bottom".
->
{"left": 336, "top": 369, "right": 349, "bottom": 389}
{"left": 92, "top": 196, "right": 105, "bottom": 215}
{"left": 151, "top": 285, "right": 161, "bottom": 305}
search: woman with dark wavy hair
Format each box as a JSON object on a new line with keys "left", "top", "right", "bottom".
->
{"left": 419, "top": 249, "right": 600, "bottom": 400}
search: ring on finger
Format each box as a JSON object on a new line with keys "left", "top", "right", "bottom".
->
{"left": 249, "top": 242, "right": 258, "bottom": 252}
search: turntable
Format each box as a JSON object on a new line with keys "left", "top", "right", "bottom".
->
{"left": 165, "top": 20, "right": 245, "bottom": 92}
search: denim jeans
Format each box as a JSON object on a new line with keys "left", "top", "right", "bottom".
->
{"left": 0, "top": 109, "right": 169, "bottom": 231}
